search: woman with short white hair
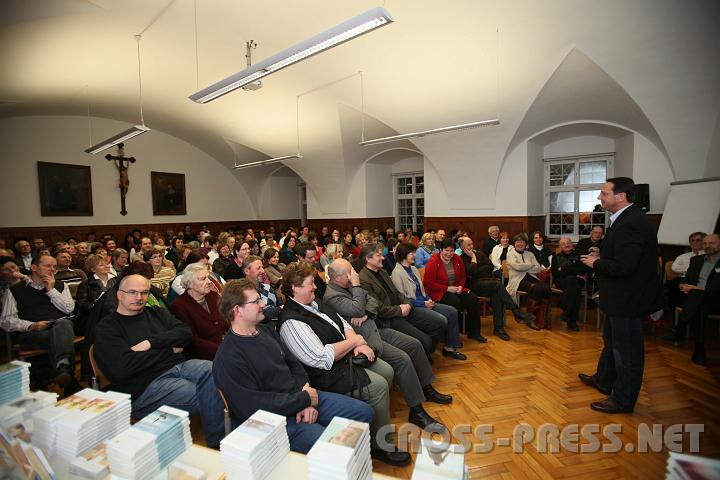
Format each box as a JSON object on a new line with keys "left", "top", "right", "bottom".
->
{"left": 170, "top": 263, "right": 228, "bottom": 360}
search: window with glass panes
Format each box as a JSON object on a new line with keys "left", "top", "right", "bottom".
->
{"left": 544, "top": 154, "right": 613, "bottom": 237}
{"left": 394, "top": 174, "right": 424, "bottom": 233}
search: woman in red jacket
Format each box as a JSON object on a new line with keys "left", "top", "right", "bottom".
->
{"left": 423, "top": 239, "right": 486, "bottom": 343}
{"left": 170, "top": 263, "right": 229, "bottom": 360}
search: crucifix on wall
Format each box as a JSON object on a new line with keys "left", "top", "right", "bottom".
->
{"left": 105, "top": 143, "right": 136, "bottom": 216}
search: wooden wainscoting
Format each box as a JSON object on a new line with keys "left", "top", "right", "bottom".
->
{"left": 306, "top": 217, "right": 395, "bottom": 235}
{"left": 424, "top": 216, "right": 547, "bottom": 240}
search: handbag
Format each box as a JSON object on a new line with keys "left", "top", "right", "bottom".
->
{"left": 536, "top": 268, "right": 552, "bottom": 283}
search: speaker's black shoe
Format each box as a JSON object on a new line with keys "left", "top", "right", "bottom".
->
{"left": 423, "top": 384, "right": 453, "bottom": 404}
{"left": 468, "top": 334, "right": 488, "bottom": 343}
{"left": 493, "top": 329, "right": 510, "bottom": 341}
{"left": 441, "top": 349, "right": 467, "bottom": 360}
{"left": 578, "top": 373, "right": 611, "bottom": 396}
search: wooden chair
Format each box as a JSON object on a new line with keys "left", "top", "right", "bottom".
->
{"left": 88, "top": 344, "right": 109, "bottom": 390}
{"left": 317, "top": 270, "right": 326, "bottom": 283}
{"left": 417, "top": 267, "right": 425, "bottom": 282}
{"left": 218, "top": 389, "right": 233, "bottom": 436}
{"left": 665, "top": 261, "right": 679, "bottom": 283}
{"left": 15, "top": 335, "right": 85, "bottom": 362}
{"left": 502, "top": 260, "right": 528, "bottom": 305}
{"left": 674, "top": 307, "right": 720, "bottom": 339}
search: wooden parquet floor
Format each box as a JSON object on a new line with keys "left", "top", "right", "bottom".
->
{"left": 373, "top": 307, "right": 720, "bottom": 479}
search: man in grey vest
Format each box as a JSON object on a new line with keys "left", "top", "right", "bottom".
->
{"left": 0, "top": 254, "right": 76, "bottom": 388}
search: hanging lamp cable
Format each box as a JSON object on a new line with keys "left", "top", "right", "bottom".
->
{"left": 135, "top": 34, "right": 145, "bottom": 126}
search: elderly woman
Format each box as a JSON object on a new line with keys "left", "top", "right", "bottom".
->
{"left": 262, "top": 247, "right": 286, "bottom": 287}
{"left": 110, "top": 248, "right": 129, "bottom": 276}
{"left": 144, "top": 246, "right": 176, "bottom": 298}
{"left": 391, "top": 243, "right": 465, "bottom": 360}
{"left": 423, "top": 239, "right": 486, "bottom": 343}
{"left": 414, "top": 232, "right": 438, "bottom": 269}
{"left": 490, "top": 231, "right": 512, "bottom": 280}
{"left": 169, "top": 252, "right": 224, "bottom": 302}
{"left": 170, "top": 263, "right": 229, "bottom": 360}
{"left": 276, "top": 261, "right": 409, "bottom": 466}
{"left": 506, "top": 233, "right": 551, "bottom": 329}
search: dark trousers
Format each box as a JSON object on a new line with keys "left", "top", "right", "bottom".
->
{"left": 594, "top": 315, "right": 644, "bottom": 410}
{"left": 388, "top": 315, "right": 439, "bottom": 355}
{"left": 519, "top": 274, "right": 551, "bottom": 300}
{"left": 439, "top": 291, "right": 482, "bottom": 338}
{"left": 472, "top": 279, "right": 518, "bottom": 332}
{"left": 14, "top": 318, "right": 75, "bottom": 370}
{"left": 680, "top": 290, "right": 720, "bottom": 344}
{"left": 555, "top": 276, "right": 585, "bottom": 325}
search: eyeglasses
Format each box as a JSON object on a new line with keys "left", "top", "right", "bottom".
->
{"left": 240, "top": 297, "right": 262, "bottom": 306}
{"left": 119, "top": 289, "right": 150, "bottom": 297}
{"left": 690, "top": 238, "right": 703, "bottom": 242}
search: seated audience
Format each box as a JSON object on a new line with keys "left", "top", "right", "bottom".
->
{"left": 276, "top": 262, "right": 410, "bottom": 466}
{"left": 662, "top": 233, "right": 720, "bottom": 366}
{"left": 131, "top": 237, "right": 154, "bottom": 263}
{"left": 170, "top": 264, "right": 228, "bottom": 360}
{"left": 76, "top": 254, "right": 118, "bottom": 323}
{"left": 414, "top": 233, "right": 438, "bottom": 269}
{"left": 169, "top": 252, "right": 224, "bottom": 303}
{"left": 165, "top": 237, "right": 184, "bottom": 267}
{"left": 262, "top": 247, "right": 286, "bottom": 288}
{"left": 212, "top": 279, "right": 373, "bottom": 453}
{"left": 110, "top": 248, "right": 130, "bottom": 276}
{"left": 551, "top": 238, "right": 588, "bottom": 332}
{"left": 433, "top": 229, "right": 446, "bottom": 250}
{"left": 382, "top": 238, "right": 399, "bottom": 275}
{"left": 280, "top": 236, "right": 298, "bottom": 264}
{"left": 489, "top": 231, "right": 512, "bottom": 280}
{"left": 360, "top": 243, "right": 445, "bottom": 355}
{"left": 243, "top": 255, "right": 284, "bottom": 324}
{"left": 145, "top": 246, "right": 176, "bottom": 297}
{"left": 320, "top": 243, "right": 343, "bottom": 274}
{"left": 296, "top": 243, "right": 327, "bottom": 303}
{"left": 308, "top": 232, "right": 323, "bottom": 263}
{"left": 222, "top": 241, "right": 251, "bottom": 280}
{"left": 54, "top": 249, "right": 87, "bottom": 294}
{"left": 667, "top": 232, "right": 706, "bottom": 310}
{"left": 325, "top": 258, "right": 451, "bottom": 431}
{"left": 94, "top": 274, "right": 225, "bottom": 447}
{"left": 0, "top": 254, "right": 77, "bottom": 391}
{"left": 423, "top": 239, "right": 486, "bottom": 343}
{"left": 458, "top": 236, "right": 537, "bottom": 339}
{"left": 482, "top": 225, "right": 501, "bottom": 256}
{"left": 15, "top": 239, "right": 33, "bottom": 274}
{"left": 209, "top": 240, "right": 229, "bottom": 273}
{"left": 507, "top": 234, "right": 552, "bottom": 329}
{"left": 576, "top": 225, "right": 604, "bottom": 256}
{"left": 529, "top": 231, "right": 553, "bottom": 268}
{"left": 390, "top": 244, "right": 465, "bottom": 359}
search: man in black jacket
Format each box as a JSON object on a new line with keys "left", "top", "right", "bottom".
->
{"left": 579, "top": 177, "right": 660, "bottom": 414}
{"left": 458, "top": 236, "right": 537, "bottom": 339}
{"left": 664, "top": 233, "right": 720, "bottom": 365}
{"left": 94, "top": 274, "right": 225, "bottom": 448}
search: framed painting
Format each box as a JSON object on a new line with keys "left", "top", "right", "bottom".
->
{"left": 151, "top": 171, "right": 186, "bottom": 215}
{"left": 37, "top": 162, "right": 93, "bottom": 216}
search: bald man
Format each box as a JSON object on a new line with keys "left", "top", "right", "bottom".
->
{"left": 93, "top": 274, "right": 225, "bottom": 447}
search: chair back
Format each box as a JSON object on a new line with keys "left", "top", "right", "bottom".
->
{"left": 502, "top": 260, "right": 509, "bottom": 280}
{"left": 218, "top": 389, "right": 233, "bottom": 436}
{"left": 417, "top": 267, "right": 425, "bottom": 282}
{"left": 664, "top": 261, "right": 678, "bottom": 282}
{"left": 88, "top": 344, "right": 109, "bottom": 390}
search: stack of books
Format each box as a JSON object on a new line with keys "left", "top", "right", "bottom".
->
{"left": 411, "top": 439, "right": 467, "bottom": 480}
{"left": 220, "top": 410, "right": 289, "bottom": 480}
{"left": 105, "top": 405, "right": 192, "bottom": 480}
{"left": 0, "top": 428, "right": 56, "bottom": 480}
{"left": 69, "top": 442, "right": 110, "bottom": 480}
{"left": 0, "top": 361, "right": 30, "bottom": 405}
{"left": 307, "top": 417, "right": 372, "bottom": 480}
{"left": 666, "top": 452, "right": 720, "bottom": 479}
{"left": 0, "top": 390, "right": 57, "bottom": 438}
{"left": 32, "top": 388, "right": 131, "bottom": 458}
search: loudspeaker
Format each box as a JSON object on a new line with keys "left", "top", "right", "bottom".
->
{"left": 634, "top": 183, "right": 649, "bottom": 212}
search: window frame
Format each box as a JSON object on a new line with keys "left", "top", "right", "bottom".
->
{"left": 393, "top": 172, "right": 424, "bottom": 233}
{"left": 543, "top": 153, "right": 614, "bottom": 240}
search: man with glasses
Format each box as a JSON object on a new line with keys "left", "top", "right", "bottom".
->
{"left": 242, "top": 255, "right": 284, "bottom": 324}
{"left": 662, "top": 232, "right": 707, "bottom": 316}
{"left": 213, "top": 279, "right": 373, "bottom": 453}
{"left": 93, "top": 274, "right": 225, "bottom": 448}
{"left": 1, "top": 254, "right": 77, "bottom": 391}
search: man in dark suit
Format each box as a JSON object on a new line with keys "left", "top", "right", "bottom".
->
{"left": 669, "top": 234, "right": 720, "bottom": 365}
{"left": 578, "top": 177, "right": 660, "bottom": 413}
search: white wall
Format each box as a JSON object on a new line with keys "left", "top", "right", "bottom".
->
{"left": 0, "top": 116, "right": 257, "bottom": 227}
{"left": 633, "top": 135, "right": 674, "bottom": 214}
{"left": 258, "top": 173, "right": 302, "bottom": 220}
{"left": 365, "top": 163, "right": 392, "bottom": 218}
{"left": 544, "top": 136, "right": 614, "bottom": 158}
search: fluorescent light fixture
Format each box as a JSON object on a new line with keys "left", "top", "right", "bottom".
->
{"left": 232, "top": 154, "right": 302, "bottom": 170}
{"left": 359, "top": 119, "right": 500, "bottom": 146}
{"left": 190, "top": 7, "right": 394, "bottom": 104}
{"left": 84, "top": 124, "right": 150, "bottom": 154}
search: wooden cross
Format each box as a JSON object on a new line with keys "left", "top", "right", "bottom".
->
{"left": 105, "top": 143, "right": 136, "bottom": 216}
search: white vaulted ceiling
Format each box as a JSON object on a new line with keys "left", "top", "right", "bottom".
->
{"left": 1, "top": 0, "right": 719, "bottom": 215}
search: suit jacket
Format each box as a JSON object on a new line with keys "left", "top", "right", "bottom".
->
{"left": 684, "top": 254, "right": 720, "bottom": 294}
{"left": 594, "top": 204, "right": 660, "bottom": 316}
{"left": 359, "top": 266, "right": 406, "bottom": 321}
